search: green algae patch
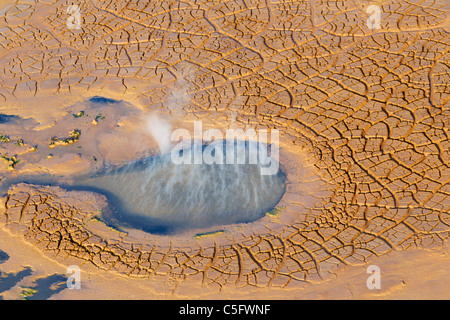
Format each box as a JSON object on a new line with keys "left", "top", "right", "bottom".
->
{"left": 73, "top": 111, "right": 85, "bottom": 118}
{"left": 267, "top": 207, "right": 282, "bottom": 216}
{"left": 194, "top": 230, "right": 225, "bottom": 239}
{"left": 19, "top": 287, "right": 38, "bottom": 300}
{"left": 49, "top": 129, "right": 81, "bottom": 149}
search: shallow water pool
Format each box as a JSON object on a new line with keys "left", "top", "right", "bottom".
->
{"left": 74, "top": 141, "right": 286, "bottom": 233}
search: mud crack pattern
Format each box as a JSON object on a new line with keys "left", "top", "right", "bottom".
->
{"left": 0, "top": 0, "right": 449, "bottom": 289}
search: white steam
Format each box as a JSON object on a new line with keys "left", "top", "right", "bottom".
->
{"left": 145, "top": 113, "right": 172, "bottom": 154}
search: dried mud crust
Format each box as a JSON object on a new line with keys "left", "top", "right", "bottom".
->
{"left": 0, "top": 0, "right": 449, "bottom": 289}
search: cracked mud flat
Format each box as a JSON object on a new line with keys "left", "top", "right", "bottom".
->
{"left": 0, "top": 0, "right": 449, "bottom": 299}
